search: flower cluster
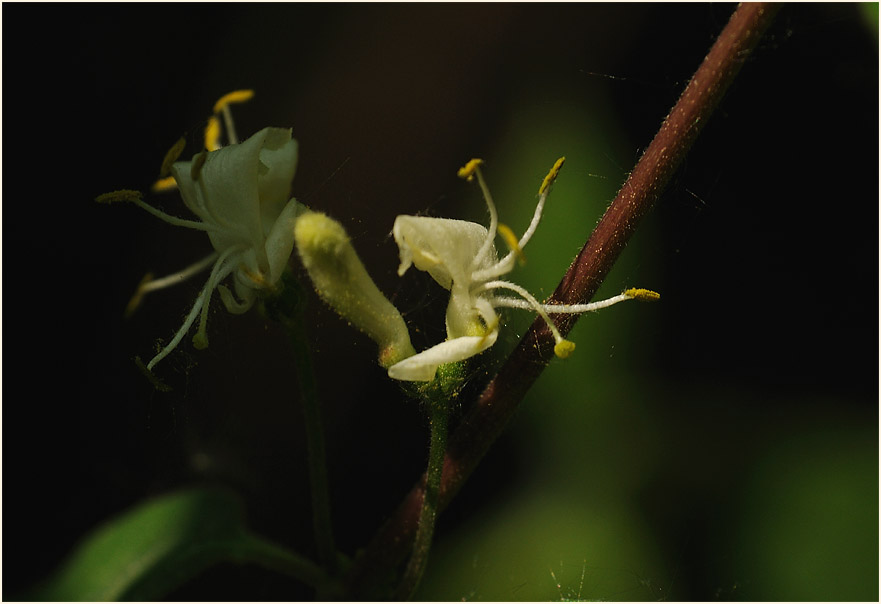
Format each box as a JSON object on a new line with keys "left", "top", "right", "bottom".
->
{"left": 102, "top": 92, "right": 656, "bottom": 383}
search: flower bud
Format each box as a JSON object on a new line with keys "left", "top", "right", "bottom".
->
{"left": 294, "top": 211, "right": 416, "bottom": 367}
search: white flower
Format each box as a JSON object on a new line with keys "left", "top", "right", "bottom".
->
{"left": 100, "top": 119, "right": 300, "bottom": 371}
{"left": 387, "top": 158, "right": 658, "bottom": 382}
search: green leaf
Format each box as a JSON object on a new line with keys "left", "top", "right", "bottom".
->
{"left": 30, "top": 487, "right": 325, "bottom": 601}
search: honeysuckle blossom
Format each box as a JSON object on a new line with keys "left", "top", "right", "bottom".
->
{"left": 386, "top": 158, "right": 659, "bottom": 382}
{"left": 98, "top": 92, "right": 300, "bottom": 371}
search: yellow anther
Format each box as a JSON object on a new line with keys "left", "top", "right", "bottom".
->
{"left": 95, "top": 189, "right": 143, "bottom": 204}
{"left": 125, "top": 272, "right": 155, "bottom": 318}
{"left": 624, "top": 288, "right": 661, "bottom": 302}
{"left": 538, "top": 156, "right": 566, "bottom": 195}
{"left": 204, "top": 116, "right": 222, "bottom": 151}
{"left": 212, "top": 89, "right": 255, "bottom": 114}
{"left": 457, "top": 158, "right": 484, "bottom": 182}
{"left": 554, "top": 339, "right": 576, "bottom": 359}
{"left": 478, "top": 315, "right": 500, "bottom": 345}
{"left": 497, "top": 223, "right": 526, "bottom": 265}
{"left": 150, "top": 176, "right": 178, "bottom": 193}
{"left": 134, "top": 357, "right": 172, "bottom": 392}
{"left": 192, "top": 330, "right": 209, "bottom": 350}
{"left": 190, "top": 152, "right": 208, "bottom": 181}
{"left": 240, "top": 267, "right": 270, "bottom": 290}
{"left": 159, "top": 137, "right": 186, "bottom": 178}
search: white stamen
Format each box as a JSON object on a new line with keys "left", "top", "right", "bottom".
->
{"left": 138, "top": 253, "right": 219, "bottom": 294}
{"left": 470, "top": 166, "right": 500, "bottom": 273}
{"left": 478, "top": 279, "right": 566, "bottom": 344}
{"left": 146, "top": 247, "right": 245, "bottom": 370}
{"left": 490, "top": 292, "right": 634, "bottom": 313}
{"left": 471, "top": 186, "right": 550, "bottom": 283}
{"left": 146, "top": 289, "right": 208, "bottom": 371}
{"left": 517, "top": 188, "right": 550, "bottom": 250}
{"left": 133, "top": 198, "right": 218, "bottom": 232}
{"left": 193, "top": 245, "right": 248, "bottom": 349}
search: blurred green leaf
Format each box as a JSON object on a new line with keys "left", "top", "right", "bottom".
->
{"left": 859, "top": 3, "right": 879, "bottom": 39}
{"left": 731, "top": 420, "right": 878, "bottom": 601}
{"left": 29, "top": 487, "right": 322, "bottom": 601}
{"left": 417, "top": 489, "right": 665, "bottom": 601}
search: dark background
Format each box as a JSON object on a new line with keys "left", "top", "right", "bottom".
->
{"left": 3, "top": 3, "right": 877, "bottom": 600}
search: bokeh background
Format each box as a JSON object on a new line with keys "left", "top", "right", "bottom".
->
{"left": 3, "top": 3, "right": 878, "bottom": 600}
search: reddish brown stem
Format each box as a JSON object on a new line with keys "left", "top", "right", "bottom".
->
{"left": 347, "top": 3, "right": 780, "bottom": 596}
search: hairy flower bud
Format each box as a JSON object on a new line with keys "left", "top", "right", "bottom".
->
{"left": 294, "top": 211, "right": 416, "bottom": 368}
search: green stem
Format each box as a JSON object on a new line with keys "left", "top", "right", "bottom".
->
{"left": 231, "top": 532, "right": 331, "bottom": 590}
{"left": 265, "top": 273, "right": 337, "bottom": 574}
{"left": 394, "top": 401, "right": 449, "bottom": 600}
{"left": 285, "top": 315, "right": 337, "bottom": 573}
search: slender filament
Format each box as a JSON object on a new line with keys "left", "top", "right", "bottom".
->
{"left": 146, "top": 288, "right": 208, "bottom": 370}
{"left": 471, "top": 187, "right": 551, "bottom": 283}
{"left": 133, "top": 198, "right": 217, "bottom": 232}
{"left": 193, "top": 245, "right": 248, "bottom": 348}
{"left": 491, "top": 292, "right": 634, "bottom": 313}
{"left": 469, "top": 165, "right": 500, "bottom": 273}
{"left": 478, "top": 280, "right": 566, "bottom": 344}
{"left": 138, "top": 253, "right": 219, "bottom": 294}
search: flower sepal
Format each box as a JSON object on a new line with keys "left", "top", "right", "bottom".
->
{"left": 399, "top": 359, "right": 468, "bottom": 407}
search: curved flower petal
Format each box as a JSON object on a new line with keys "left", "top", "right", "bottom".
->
{"left": 171, "top": 154, "right": 213, "bottom": 227}
{"left": 172, "top": 132, "right": 261, "bottom": 244}
{"left": 393, "top": 215, "right": 495, "bottom": 290}
{"left": 445, "top": 293, "right": 498, "bottom": 341}
{"left": 386, "top": 329, "right": 498, "bottom": 382}
{"left": 171, "top": 128, "right": 297, "bottom": 264}
{"left": 263, "top": 197, "right": 301, "bottom": 284}
{"left": 256, "top": 129, "right": 298, "bottom": 236}
{"left": 219, "top": 282, "right": 256, "bottom": 315}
